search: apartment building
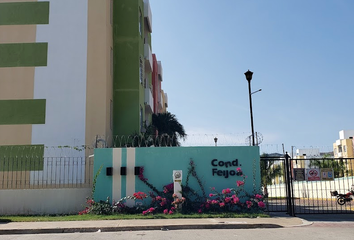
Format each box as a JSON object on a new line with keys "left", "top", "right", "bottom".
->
{"left": 0, "top": 0, "right": 168, "bottom": 154}
{"left": 333, "top": 130, "right": 354, "bottom": 158}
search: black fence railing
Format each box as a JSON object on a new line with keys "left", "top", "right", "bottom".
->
{"left": 261, "top": 156, "right": 354, "bottom": 214}
{"left": 0, "top": 157, "right": 94, "bottom": 189}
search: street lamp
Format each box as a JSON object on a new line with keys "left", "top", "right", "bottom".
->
{"left": 244, "top": 70, "right": 255, "bottom": 146}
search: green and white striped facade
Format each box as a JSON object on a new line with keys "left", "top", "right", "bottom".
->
{"left": 0, "top": 0, "right": 117, "bottom": 155}
{"left": 0, "top": 0, "right": 157, "bottom": 156}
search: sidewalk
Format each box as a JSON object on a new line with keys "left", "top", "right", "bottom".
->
{"left": 0, "top": 215, "right": 312, "bottom": 235}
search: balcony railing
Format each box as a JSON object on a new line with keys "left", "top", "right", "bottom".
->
{"left": 144, "top": 0, "right": 152, "bottom": 33}
{"left": 144, "top": 87, "right": 153, "bottom": 113}
{"left": 144, "top": 44, "right": 153, "bottom": 73}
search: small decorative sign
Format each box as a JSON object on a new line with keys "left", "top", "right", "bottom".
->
{"left": 293, "top": 168, "right": 305, "bottom": 181}
{"left": 321, "top": 168, "right": 334, "bottom": 181}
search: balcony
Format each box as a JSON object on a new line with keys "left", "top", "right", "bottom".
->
{"left": 144, "top": 44, "right": 153, "bottom": 73}
{"left": 158, "top": 92, "right": 163, "bottom": 110}
{"left": 164, "top": 93, "right": 168, "bottom": 108}
{"left": 144, "top": 0, "right": 152, "bottom": 33}
{"left": 158, "top": 61, "right": 163, "bottom": 81}
{"left": 144, "top": 87, "right": 153, "bottom": 114}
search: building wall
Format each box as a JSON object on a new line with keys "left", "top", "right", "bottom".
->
{"left": 0, "top": 0, "right": 48, "bottom": 147}
{"left": 86, "top": 0, "right": 113, "bottom": 147}
{"left": 0, "top": 188, "right": 91, "bottom": 215}
{"left": 0, "top": 0, "right": 113, "bottom": 151}
{"left": 113, "top": 0, "right": 153, "bottom": 136}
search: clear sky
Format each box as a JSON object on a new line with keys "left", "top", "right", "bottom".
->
{"left": 149, "top": 0, "right": 354, "bottom": 153}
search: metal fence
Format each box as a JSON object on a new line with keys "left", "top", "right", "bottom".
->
{"left": 261, "top": 155, "right": 354, "bottom": 215}
{"left": 0, "top": 156, "right": 94, "bottom": 189}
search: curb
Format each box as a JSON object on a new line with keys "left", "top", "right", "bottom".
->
{"left": 0, "top": 223, "right": 285, "bottom": 235}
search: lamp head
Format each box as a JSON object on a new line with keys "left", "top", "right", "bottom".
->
{"left": 244, "top": 70, "right": 253, "bottom": 81}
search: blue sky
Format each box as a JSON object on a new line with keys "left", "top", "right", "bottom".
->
{"left": 149, "top": 0, "right": 354, "bottom": 153}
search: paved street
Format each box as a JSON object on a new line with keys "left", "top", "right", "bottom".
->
{"left": 1, "top": 223, "right": 354, "bottom": 240}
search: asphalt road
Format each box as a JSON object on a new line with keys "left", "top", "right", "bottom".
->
{"left": 0, "top": 222, "right": 353, "bottom": 240}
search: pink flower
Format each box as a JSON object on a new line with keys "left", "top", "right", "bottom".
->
{"left": 172, "top": 193, "right": 177, "bottom": 198}
{"left": 171, "top": 207, "right": 176, "bottom": 211}
{"left": 258, "top": 201, "right": 265, "bottom": 208}
{"left": 233, "top": 196, "right": 239, "bottom": 204}
{"left": 209, "top": 193, "right": 214, "bottom": 197}
{"left": 219, "top": 202, "right": 225, "bottom": 207}
{"left": 205, "top": 203, "right": 210, "bottom": 209}
{"left": 211, "top": 187, "right": 215, "bottom": 190}
{"left": 236, "top": 167, "right": 242, "bottom": 172}
{"left": 168, "top": 210, "right": 174, "bottom": 215}
{"left": 198, "top": 209, "right": 203, "bottom": 213}
{"left": 236, "top": 181, "right": 245, "bottom": 187}
{"left": 222, "top": 188, "right": 231, "bottom": 194}
{"left": 246, "top": 201, "right": 253, "bottom": 208}
{"left": 163, "top": 209, "right": 168, "bottom": 214}
{"left": 149, "top": 207, "right": 155, "bottom": 212}
{"left": 225, "top": 197, "right": 231, "bottom": 203}
{"left": 156, "top": 196, "right": 162, "bottom": 201}
{"left": 255, "top": 194, "right": 263, "bottom": 199}
{"left": 211, "top": 200, "right": 219, "bottom": 205}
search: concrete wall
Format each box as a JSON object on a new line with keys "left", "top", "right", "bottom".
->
{"left": 93, "top": 146, "right": 261, "bottom": 204}
{"left": 0, "top": 188, "right": 91, "bottom": 215}
{"left": 268, "top": 176, "right": 354, "bottom": 199}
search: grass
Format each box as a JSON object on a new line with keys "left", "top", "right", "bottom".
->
{"left": 0, "top": 212, "right": 270, "bottom": 223}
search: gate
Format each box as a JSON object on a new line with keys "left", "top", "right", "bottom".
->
{"left": 261, "top": 154, "right": 354, "bottom": 215}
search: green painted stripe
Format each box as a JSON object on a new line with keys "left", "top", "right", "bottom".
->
{"left": 121, "top": 148, "right": 127, "bottom": 198}
{"left": 0, "top": 99, "right": 46, "bottom": 125}
{"left": 0, "top": 2, "right": 49, "bottom": 25}
{"left": 0, "top": 144, "right": 44, "bottom": 171}
{"left": 0, "top": 43, "right": 48, "bottom": 68}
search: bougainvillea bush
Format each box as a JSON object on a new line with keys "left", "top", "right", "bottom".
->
{"left": 80, "top": 160, "right": 265, "bottom": 215}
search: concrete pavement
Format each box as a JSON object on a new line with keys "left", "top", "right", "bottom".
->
{"left": 0, "top": 214, "right": 312, "bottom": 235}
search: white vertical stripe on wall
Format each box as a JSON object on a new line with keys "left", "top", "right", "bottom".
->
{"left": 112, "top": 148, "right": 122, "bottom": 202}
{"left": 126, "top": 148, "right": 136, "bottom": 207}
{"left": 32, "top": 0, "right": 88, "bottom": 155}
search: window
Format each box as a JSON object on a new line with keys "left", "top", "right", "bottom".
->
{"left": 110, "top": 100, "right": 113, "bottom": 130}
{"left": 139, "top": 9, "right": 142, "bottom": 36}
{"left": 344, "top": 145, "right": 347, "bottom": 152}
{"left": 110, "top": 0, "right": 113, "bottom": 25}
{"left": 110, "top": 47, "right": 113, "bottom": 77}
{"left": 338, "top": 145, "right": 342, "bottom": 153}
{"left": 140, "top": 106, "right": 143, "bottom": 131}
{"left": 139, "top": 57, "right": 143, "bottom": 84}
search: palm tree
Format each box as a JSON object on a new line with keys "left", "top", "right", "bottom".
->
{"left": 309, "top": 158, "right": 347, "bottom": 178}
{"left": 260, "top": 154, "right": 283, "bottom": 197}
{"left": 151, "top": 112, "right": 187, "bottom": 146}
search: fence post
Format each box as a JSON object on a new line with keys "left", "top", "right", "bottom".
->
{"left": 285, "top": 152, "right": 295, "bottom": 216}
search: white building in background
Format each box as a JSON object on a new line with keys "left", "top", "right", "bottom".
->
{"left": 339, "top": 130, "right": 354, "bottom": 140}
{"left": 294, "top": 148, "right": 321, "bottom": 169}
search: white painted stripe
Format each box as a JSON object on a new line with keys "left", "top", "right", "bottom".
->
{"left": 112, "top": 148, "right": 122, "bottom": 202}
{"left": 33, "top": 0, "right": 88, "bottom": 156}
{"left": 126, "top": 148, "right": 136, "bottom": 207}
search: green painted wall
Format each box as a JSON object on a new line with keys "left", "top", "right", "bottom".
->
{"left": 0, "top": 99, "right": 46, "bottom": 125}
{"left": 93, "top": 148, "right": 113, "bottom": 201}
{"left": 0, "top": 2, "right": 49, "bottom": 25}
{"left": 0, "top": 43, "right": 48, "bottom": 67}
{"left": 135, "top": 147, "right": 261, "bottom": 198}
{"left": 0, "top": 144, "right": 44, "bottom": 171}
{"left": 93, "top": 147, "right": 261, "bottom": 203}
{"left": 113, "top": 0, "right": 147, "bottom": 136}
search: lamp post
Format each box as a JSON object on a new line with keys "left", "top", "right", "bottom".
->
{"left": 214, "top": 137, "right": 218, "bottom": 147}
{"left": 244, "top": 70, "right": 255, "bottom": 146}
